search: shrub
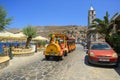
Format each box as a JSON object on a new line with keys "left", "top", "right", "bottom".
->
{"left": 109, "top": 34, "right": 120, "bottom": 53}
{"left": 37, "top": 41, "right": 46, "bottom": 47}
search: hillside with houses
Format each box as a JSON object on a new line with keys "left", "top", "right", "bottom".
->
{"left": 7, "top": 25, "right": 87, "bottom": 41}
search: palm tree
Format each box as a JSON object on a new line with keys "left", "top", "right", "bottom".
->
{"left": 89, "top": 11, "right": 118, "bottom": 42}
{"left": 23, "top": 26, "right": 36, "bottom": 48}
{"left": 0, "top": 6, "right": 12, "bottom": 31}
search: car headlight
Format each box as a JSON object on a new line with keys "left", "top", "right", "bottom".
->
{"left": 90, "top": 52, "right": 94, "bottom": 56}
{"left": 112, "top": 53, "right": 118, "bottom": 58}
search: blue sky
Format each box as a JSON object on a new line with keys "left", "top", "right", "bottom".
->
{"left": 0, "top": 0, "right": 120, "bottom": 29}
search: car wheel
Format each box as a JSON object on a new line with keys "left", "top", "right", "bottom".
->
{"left": 87, "top": 58, "right": 92, "bottom": 65}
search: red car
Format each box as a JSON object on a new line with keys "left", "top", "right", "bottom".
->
{"left": 87, "top": 42, "right": 118, "bottom": 67}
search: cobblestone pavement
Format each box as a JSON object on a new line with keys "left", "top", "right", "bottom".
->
{"left": 0, "top": 44, "right": 120, "bottom": 80}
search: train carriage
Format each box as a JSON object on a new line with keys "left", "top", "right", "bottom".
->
{"left": 67, "top": 36, "right": 76, "bottom": 52}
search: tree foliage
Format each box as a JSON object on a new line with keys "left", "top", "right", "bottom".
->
{"left": 109, "top": 34, "right": 120, "bottom": 53}
{"left": 48, "top": 33, "right": 53, "bottom": 38}
{"left": 0, "top": 6, "right": 12, "bottom": 31}
{"left": 23, "top": 26, "right": 36, "bottom": 48}
{"left": 23, "top": 26, "right": 36, "bottom": 38}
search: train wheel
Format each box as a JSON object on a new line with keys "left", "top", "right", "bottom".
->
{"left": 69, "top": 50, "right": 71, "bottom": 53}
{"left": 64, "top": 51, "right": 68, "bottom": 56}
{"left": 54, "top": 56, "right": 59, "bottom": 61}
{"left": 55, "top": 56, "right": 63, "bottom": 61}
{"left": 59, "top": 56, "right": 63, "bottom": 60}
{"left": 45, "top": 55, "right": 49, "bottom": 60}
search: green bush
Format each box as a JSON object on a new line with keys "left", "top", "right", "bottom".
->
{"left": 37, "top": 41, "right": 46, "bottom": 47}
{"left": 109, "top": 34, "right": 120, "bottom": 53}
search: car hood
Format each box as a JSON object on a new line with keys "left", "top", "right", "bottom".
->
{"left": 90, "top": 50, "right": 115, "bottom": 56}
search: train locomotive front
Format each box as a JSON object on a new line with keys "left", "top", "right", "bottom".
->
{"left": 44, "top": 34, "right": 68, "bottom": 60}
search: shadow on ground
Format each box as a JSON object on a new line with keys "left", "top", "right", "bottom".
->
{"left": 114, "top": 66, "right": 120, "bottom": 76}
{"left": 41, "top": 57, "right": 62, "bottom": 62}
{"left": 114, "top": 57, "right": 120, "bottom": 75}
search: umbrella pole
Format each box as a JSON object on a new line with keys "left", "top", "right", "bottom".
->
{"left": 9, "top": 43, "right": 13, "bottom": 59}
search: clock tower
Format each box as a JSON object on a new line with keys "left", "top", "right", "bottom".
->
{"left": 88, "top": 6, "right": 96, "bottom": 26}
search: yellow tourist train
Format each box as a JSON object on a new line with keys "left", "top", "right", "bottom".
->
{"left": 43, "top": 34, "right": 76, "bottom": 61}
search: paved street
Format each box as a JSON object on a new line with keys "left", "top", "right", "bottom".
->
{"left": 0, "top": 44, "right": 120, "bottom": 80}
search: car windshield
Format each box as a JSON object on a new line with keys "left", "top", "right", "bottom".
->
{"left": 91, "top": 43, "right": 112, "bottom": 50}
